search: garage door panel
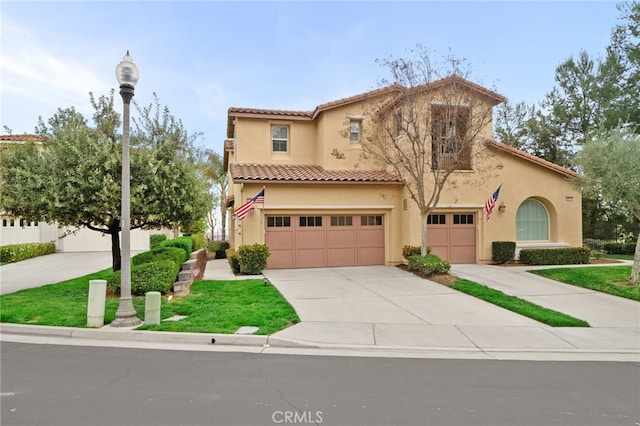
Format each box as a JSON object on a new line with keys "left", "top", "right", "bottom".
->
{"left": 427, "top": 213, "right": 476, "bottom": 264}
{"left": 358, "top": 247, "right": 385, "bottom": 265}
{"left": 327, "top": 229, "right": 356, "bottom": 248}
{"left": 295, "top": 230, "right": 324, "bottom": 249}
{"left": 327, "top": 248, "right": 356, "bottom": 266}
{"left": 296, "top": 249, "right": 326, "bottom": 268}
{"left": 266, "top": 214, "right": 385, "bottom": 269}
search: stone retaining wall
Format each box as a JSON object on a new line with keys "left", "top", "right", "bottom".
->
{"left": 173, "top": 248, "right": 207, "bottom": 297}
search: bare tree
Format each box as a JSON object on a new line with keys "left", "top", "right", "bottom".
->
{"left": 362, "top": 47, "right": 503, "bottom": 255}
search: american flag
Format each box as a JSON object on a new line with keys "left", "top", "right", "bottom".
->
{"left": 484, "top": 185, "right": 502, "bottom": 221}
{"left": 235, "top": 189, "right": 265, "bottom": 221}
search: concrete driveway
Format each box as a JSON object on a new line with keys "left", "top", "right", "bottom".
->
{"left": 263, "top": 265, "right": 640, "bottom": 352}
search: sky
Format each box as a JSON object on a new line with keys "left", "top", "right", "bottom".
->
{"left": 1, "top": 1, "right": 622, "bottom": 155}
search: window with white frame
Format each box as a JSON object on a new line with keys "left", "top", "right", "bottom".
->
{"left": 349, "top": 120, "right": 361, "bottom": 143}
{"left": 271, "top": 125, "right": 289, "bottom": 152}
{"left": 516, "top": 199, "right": 549, "bottom": 241}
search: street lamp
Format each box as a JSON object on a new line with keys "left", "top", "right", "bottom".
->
{"left": 111, "top": 51, "right": 142, "bottom": 327}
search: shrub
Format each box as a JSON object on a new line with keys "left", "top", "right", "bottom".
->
{"left": 402, "top": 245, "right": 426, "bottom": 259}
{"left": 603, "top": 242, "right": 635, "bottom": 255}
{"left": 407, "top": 254, "right": 451, "bottom": 276}
{"left": 149, "top": 234, "right": 167, "bottom": 250}
{"left": 107, "top": 260, "right": 181, "bottom": 295}
{"left": 226, "top": 248, "right": 240, "bottom": 274}
{"left": 0, "top": 242, "right": 56, "bottom": 263}
{"left": 159, "top": 236, "right": 193, "bottom": 259}
{"left": 519, "top": 247, "right": 590, "bottom": 265}
{"left": 131, "top": 246, "right": 187, "bottom": 267}
{"left": 212, "top": 241, "right": 230, "bottom": 259}
{"left": 492, "top": 241, "right": 516, "bottom": 264}
{"left": 237, "top": 243, "right": 270, "bottom": 275}
{"left": 190, "top": 233, "right": 205, "bottom": 251}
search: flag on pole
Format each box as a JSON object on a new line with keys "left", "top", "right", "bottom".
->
{"left": 235, "top": 189, "right": 265, "bottom": 221}
{"left": 484, "top": 185, "right": 502, "bottom": 221}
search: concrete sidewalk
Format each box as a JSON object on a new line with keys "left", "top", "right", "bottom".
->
{"left": 1, "top": 255, "right": 638, "bottom": 361}
{"left": 263, "top": 264, "right": 640, "bottom": 358}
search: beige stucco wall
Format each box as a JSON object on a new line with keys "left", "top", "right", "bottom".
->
{"left": 228, "top": 84, "right": 582, "bottom": 265}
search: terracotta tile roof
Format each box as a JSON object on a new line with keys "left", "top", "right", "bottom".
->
{"left": 230, "top": 163, "right": 403, "bottom": 184}
{"left": 484, "top": 138, "right": 578, "bottom": 178}
{"left": 0, "top": 134, "right": 44, "bottom": 142}
{"left": 226, "top": 76, "right": 505, "bottom": 138}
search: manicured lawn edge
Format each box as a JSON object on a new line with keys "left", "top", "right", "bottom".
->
{"left": 530, "top": 266, "right": 639, "bottom": 301}
{"left": 453, "top": 279, "right": 590, "bottom": 327}
{"left": 0, "top": 271, "right": 299, "bottom": 335}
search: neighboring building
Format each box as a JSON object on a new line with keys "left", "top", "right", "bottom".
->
{"left": 225, "top": 75, "right": 582, "bottom": 268}
{"left": 0, "top": 134, "right": 160, "bottom": 252}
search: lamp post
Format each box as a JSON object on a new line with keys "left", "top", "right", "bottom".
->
{"left": 111, "top": 51, "right": 142, "bottom": 327}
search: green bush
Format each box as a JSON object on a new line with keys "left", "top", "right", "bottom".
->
{"left": 190, "top": 233, "right": 205, "bottom": 251}
{"left": 131, "top": 246, "right": 187, "bottom": 267}
{"left": 237, "top": 243, "right": 270, "bottom": 275}
{"left": 211, "top": 241, "right": 230, "bottom": 259}
{"left": 492, "top": 241, "right": 516, "bottom": 264}
{"left": 407, "top": 254, "right": 451, "bottom": 276}
{"left": 159, "top": 236, "right": 193, "bottom": 259}
{"left": 603, "top": 242, "right": 635, "bottom": 255}
{"left": 0, "top": 242, "right": 56, "bottom": 263}
{"left": 402, "top": 245, "right": 427, "bottom": 259}
{"left": 226, "top": 248, "right": 240, "bottom": 274}
{"left": 149, "top": 234, "right": 167, "bottom": 250}
{"left": 108, "top": 260, "right": 181, "bottom": 296}
{"left": 520, "top": 247, "right": 590, "bottom": 265}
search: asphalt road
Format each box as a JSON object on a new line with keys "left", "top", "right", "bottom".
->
{"left": 1, "top": 342, "right": 638, "bottom": 426}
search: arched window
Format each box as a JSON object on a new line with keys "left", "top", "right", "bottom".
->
{"left": 516, "top": 199, "right": 549, "bottom": 241}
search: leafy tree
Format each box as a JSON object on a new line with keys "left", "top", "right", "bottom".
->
{"left": 577, "top": 126, "right": 640, "bottom": 284}
{"left": 200, "top": 149, "right": 228, "bottom": 241}
{"left": 0, "top": 91, "right": 210, "bottom": 271}
{"left": 364, "top": 46, "right": 499, "bottom": 255}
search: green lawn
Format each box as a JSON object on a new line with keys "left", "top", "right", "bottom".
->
{"left": 531, "top": 266, "right": 639, "bottom": 301}
{"left": 0, "top": 271, "right": 299, "bottom": 335}
{"left": 453, "top": 279, "right": 590, "bottom": 327}
{"left": 605, "top": 254, "right": 634, "bottom": 260}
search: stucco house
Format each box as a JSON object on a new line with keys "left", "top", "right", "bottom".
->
{"left": 225, "top": 75, "right": 582, "bottom": 268}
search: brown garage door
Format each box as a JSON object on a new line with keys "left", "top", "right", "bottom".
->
{"left": 265, "top": 214, "right": 384, "bottom": 269}
{"left": 426, "top": 213, "right": 476, "bottom": 263}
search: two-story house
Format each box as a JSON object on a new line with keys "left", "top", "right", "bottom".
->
{"left": 224, "top": 75, "right": 582, "bottom": 268}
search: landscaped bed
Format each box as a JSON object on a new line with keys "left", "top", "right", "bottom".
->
{"left": 0, "top": 270, "right": 299, "bottom": 335}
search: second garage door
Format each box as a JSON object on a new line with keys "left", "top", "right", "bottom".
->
{"left": 265, "top": 214, "right": 385, "bottom": 269}
{"left": 426, "top": 212, "right": 477, "bottom": 263}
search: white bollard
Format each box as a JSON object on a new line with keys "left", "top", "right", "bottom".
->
{"left": 87, "top": 280, "right": 107, "bottom": 327}
{"left": 145, "top": 291, "right": 161, "bottom": 325}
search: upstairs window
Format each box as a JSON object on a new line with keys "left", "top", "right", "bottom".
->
{"left": 271, "top": 125, "right": 289, "bottom": 153}
{"left": 349, "top": 120, "right": 361, "bottom": 143}
{"left": 431, "top": 105, "right": 471, "bottom": 170}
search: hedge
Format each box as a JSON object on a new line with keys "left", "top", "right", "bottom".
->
{"left": 226, "top": 248, "right": 240, "bottom": 274}
{"left": 107, "top": 260, "right": 181, "bottom": 296}
{"left": 519, "top": 247, "right": 590, "bottom": 265}
{"left": 583, "top": 239, "right": 636, "bottom": 255}
{"left": 159, "top": 236, "right": 193, "bottom": 260}
{"left": 0, "top": 242, "right": 56, "bottom": 263}
{"left": 149, "top": 234, "right": 167, "bottom": 250}
{"left": 237, "top": 243, "right": 270, "bottom": 275}
{"left": 407, "top": 254, "right": 451, "bottom": 276}
{"left": 492, "top": 241, "right": 516, "bottom": 264}
{"left": 131, "top": 246, "right": 187, "bottom": 267}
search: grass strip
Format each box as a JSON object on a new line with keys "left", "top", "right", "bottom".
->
{"left": 453, "top": 279, "right": 589, "bottom": 327}
{"left": 0, "top": 272, "right": 299, "bottom": 335}
{"left": 531, "top": 266, "right": 639, "bottom": 301}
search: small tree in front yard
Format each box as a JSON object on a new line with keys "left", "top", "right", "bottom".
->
{"left": 577, "top": 126, "right": 640, "bottom": 284}
{"left": 362, "top": 46, "right": 503, "bottom": 255}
